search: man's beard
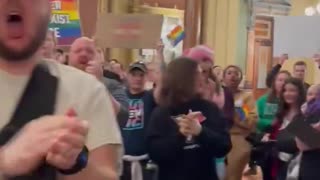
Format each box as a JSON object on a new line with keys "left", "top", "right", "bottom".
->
{"left": 0, "top": 15, "right": 50, "bottom": 62}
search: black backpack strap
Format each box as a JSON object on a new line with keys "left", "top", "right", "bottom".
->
{"left": 0, "top": 64, "right": 58, "bottom": 180}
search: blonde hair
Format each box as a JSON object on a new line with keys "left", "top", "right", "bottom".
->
{"left": 308, "top": 84, "right": 320, "bottom": 95}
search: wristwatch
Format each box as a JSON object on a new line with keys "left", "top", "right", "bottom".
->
{"left": 58, "top": 146, "right": 89, "bottom": 175}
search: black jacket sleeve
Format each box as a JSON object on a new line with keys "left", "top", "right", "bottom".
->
{"left": 222, "top": 86, "right": 235, "bottom": 129}
{"left": 266, "top": 64, "right": 282, "bottom": 88}
{"left": 146, "top": 107, "right": 185, "bottom": 164}
{"left": 276, "top": 129, "right": 298, "bottom": 154}
{"left": 197, "top": 102, "right": 232, "bottom": 158}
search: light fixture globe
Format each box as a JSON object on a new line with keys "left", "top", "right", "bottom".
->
{"left": 316, "top": 3, "right": 320, "bottom": 14}
{"left": 305, "top": 6, "right": 316, "bottom": 16}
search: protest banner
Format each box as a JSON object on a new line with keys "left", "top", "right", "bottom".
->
{"left": 96, "top": 13, "right": 163, "bottom": 49}
{"left": 49, "top": 0, "right": 82, "bottom": 46}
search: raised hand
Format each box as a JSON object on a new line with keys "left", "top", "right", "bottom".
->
{"left": 156, "top": 39, "right": 164, "bottom": 56}
{"left": 313, "top": 53, "right": 320, "bottom": 66}
{"left": 85, "top": 60, "right": 104, "bottom": 80}
{"left": 279, "top": 53, "right": 288, "bottom": 65}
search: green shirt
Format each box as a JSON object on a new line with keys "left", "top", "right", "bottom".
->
{"left": 256, "top": 94, "right": 279, "bottom": 132}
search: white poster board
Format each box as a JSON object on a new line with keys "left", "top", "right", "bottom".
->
{"left": 273, "top": 16, "right": 320, "bottom": 58}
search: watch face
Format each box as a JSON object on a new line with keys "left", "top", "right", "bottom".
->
{"left": 59, "top": 147, "right": 89, "bottom": 175}
{"left": 79, "top": 152, "right": 88, "bottom": 165}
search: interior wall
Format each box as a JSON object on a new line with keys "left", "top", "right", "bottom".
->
{"left": 281, "top": 59, "right": 315, "bottom": 84}
{"left": 201, "top": 0, "right": 216, "bottom": 53}
{"left": 202, "top": 0, "right": 248, "bottom": 69}
{"left": 286, "top": 0, "right": 320, "bottom": 84}
{"left": 236, "top": 0, "right": 249, "bottom": 71}
{"left": 108, "top": 0, "right": 132, "bottom": 66}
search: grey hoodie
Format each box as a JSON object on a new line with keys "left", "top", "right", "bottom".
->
{"left": 102, "top": 77, "right": 129, "bottom": 122}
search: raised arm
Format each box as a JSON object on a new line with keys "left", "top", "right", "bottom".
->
{"left": 313, "top": 53, "right": 320, "bottom": 70}
{"left": 266, "top": 54, "right": 287, "bottom": 88}
{"left": 102, "top": 78, "right": 129, "bottom": 122}
{"left": 154, "top": 39, "right": 166, "bottom": 72}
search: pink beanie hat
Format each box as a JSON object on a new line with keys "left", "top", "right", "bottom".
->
{"left": 183, "top": 45, "right": 214, "bottom": 64}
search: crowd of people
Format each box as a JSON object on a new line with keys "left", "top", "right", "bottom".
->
{"left": 1, "top": 1, "right": 320, "bottom": 180}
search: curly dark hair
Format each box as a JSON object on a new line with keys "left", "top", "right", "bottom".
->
{"left": 223, "top": 65, "right": 243, "bottom": 84}
{"left": 276, "top": 77, "right": 306, "bottom": 123}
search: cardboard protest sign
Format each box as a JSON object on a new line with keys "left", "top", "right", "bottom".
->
{"left": 49, "top": 0, "right": 82, "bottom": 46}
{"left": 96, "top": 13, "right": 163, "bottom": 49}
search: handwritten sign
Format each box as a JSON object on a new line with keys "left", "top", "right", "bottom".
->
{"left": 96, "top": 13, "right": 163, "bottom": 49}
{"left": 49, "top": 0, "right": 82, "bottom": 46}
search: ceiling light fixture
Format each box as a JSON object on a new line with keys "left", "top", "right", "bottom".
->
{"left": 305, "top": 6, "right": 316, "bottom": 16}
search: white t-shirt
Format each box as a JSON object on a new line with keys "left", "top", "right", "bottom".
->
{"left": 0, "top": 59, "right": 122, "bottom": 150}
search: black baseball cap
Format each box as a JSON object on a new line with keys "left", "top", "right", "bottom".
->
{"left": 128, "top": 61, "right": 147, "bottom": 73}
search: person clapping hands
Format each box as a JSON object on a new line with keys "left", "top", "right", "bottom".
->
{"left": 0, "top": 110, "right": 89, "bottom": 177}
{"left": 176, "top": 111, "right": 203, "bottom": 139}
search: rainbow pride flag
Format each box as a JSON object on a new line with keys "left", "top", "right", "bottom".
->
{"left": 167, "top": 25, "right": 185, "bottom": 47}
{"left": 49, "top": 0, "right": 81, "bottom": 46}
{"left": 235, "top": 104, "right": 250, "bottom": 121}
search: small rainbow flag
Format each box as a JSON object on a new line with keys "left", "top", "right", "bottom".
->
{"left": 167, "top": 25, "right": 185, "bottom": 47}
{"left": 235, "top": 104, "right": 250, "bottom": 121}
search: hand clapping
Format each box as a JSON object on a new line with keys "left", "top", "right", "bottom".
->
{"left": 176, "top": 111, "right": 202, "bottom": 137}
{"left": 0, "top": 112, "right": 89, "bottom": 176}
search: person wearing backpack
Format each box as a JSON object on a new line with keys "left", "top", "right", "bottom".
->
{"left": 0, "top": 1, "right": 122, "bottom": 179}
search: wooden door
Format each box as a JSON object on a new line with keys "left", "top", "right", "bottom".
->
{"left": 251, "top": 16, "right": 274, "bottom": 99}
{"left": 253, "top": 40, "right": 273, "bottom": 98}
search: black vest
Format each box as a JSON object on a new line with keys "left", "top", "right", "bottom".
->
{"left": 0, "top": 65, "right": 58, "bottom": 179}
